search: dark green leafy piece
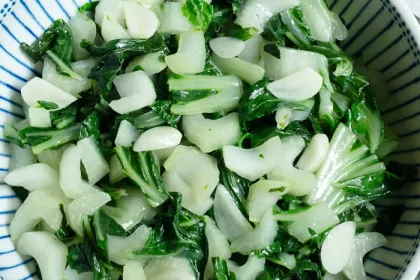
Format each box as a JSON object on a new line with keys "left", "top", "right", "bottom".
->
{"left": 114, "top": 147, "right": 168, "bottom": 207}
{"left": 228, "top": 27, "right": 259, "bottom": 41}
{"left": 78, "top": 1, "right": 99, "bottom": 13}
{"left": 67, "top": 243, "right": 91, "bottom": 273}
{"left": 264, "top": 44, "right": 281, "bottom": 59}
{"left": 82, "top": 34, "right": 168, "bottom": 107}
{"left": 150, "top": 101, "right": 182, "bottom": 128}
{"left": 37, "top": 101, "right": 59, "bottom": 110}
{"left": 281, "top": 7, "right": 314, "bottom": 49}
{"left": 50, "top": 103, "right": 78, "bottom": 129}
{"left": 80, "top": 112, "right": 101, "bottom": 142}
{"left": 83, "top": 217, "right": 113, "bottom": 280}
{"left": 182, "top": 0, "right": 214, "bottom": 32}
{"left": 211, "top": 257, "right": 237, "bottom": 280}
{"left": 334, "top": 73, "right": 369, "bottom": 104}
{"left": 21, "top": 19, "right": 73, "bottom": 66}
{"left": 93, "top": 209, "right": 127, "bottom": 262}
{"left": 56, "top": 204, "right": 76, "bottom": 241}
{"left": 130, "top": 193, "right": 206, "bottom": 279}
{"left": 346, "top": 99, "right": 384, "bottom": 153}
{"left": 217, "top": 153, "right": 249, "bottom": 216}
{"left": 262, "top": 14, "right": 287, "bottom": 44}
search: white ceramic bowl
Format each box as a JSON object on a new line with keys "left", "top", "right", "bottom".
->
{"left": 0, "top": 0, "right": 420, "bottom": 279}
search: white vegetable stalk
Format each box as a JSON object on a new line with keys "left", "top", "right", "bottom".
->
{"left": 110, "top": 71, "right": 157, "bottom": 114}
{"left": 267, "top": 67, "right": 323, "bottom": 101}
{"left": 212, "top": 54, "right": 265, "bottom": 85}
{"left": 223, "top": 136, "right": 282, "bottom": 182}
{"left": 10, "top": 191, "right": 62, "bottom": 241}
{"left": 165, "top": 31, "right": 206, "bottom": 74}
{"left": 21, "top": 77, "right": 78, "bottom": 110}
{"left": 214, "top": 184, "right": 253, "bottom": 242}
{"left": 124, "top": 2, "right": 159, "bottom": 39}
{"left": 262, "top": 47, "right": 333, "bottom": 91}
{"left": 183, "top": 113, "right": 241, "bottom": 153}
{"left": 28, "top": 107, "right": 51, "bottom": 128}
{"left": 126, "top": 53, "right": 167, "bottom": 75}
{"left": 162, "top": 171, "right": 214, "bottom": 215}
{"left": 108, "top": 225, "right": 151, "bottom": 265}
{"left": 275, "top": 106, "right": 312, "bottom": 129}
{"left": 69, "top": 12, "right": 96, "bottom": 61}
{"left": 276, "top": 253, "right": 296, "bottom": 270}
{"left": 104, "top": 186, "right": 152, "bottom": 231}
{"left": 115, "top": 120, "right": 140, "bottom": 147}
{"left": 300, "top": 0, "right": 348, "bottom": 42}
{"left": 123, "top": 261, "right": 147, "bottom": 280}
{"left": 67, "top": 190, "right": 111, "bottom": 236}
{"left": 37, "top": 144, "right": 68, "bottom": 170}
{"left": 247, "top": 180, "right": 290, "bottom": 222}
{"left": 321, "top": 222, "right": 356, "bottom": 274}
{"left": 78, "top": 136, "right": 110, "bottom": 185}
{"left": 319, "top": 88, "right": 335, "bottom": 120}
{"left": 5, "top": 163, "right": 59, "bottom": 192}
{"left": 64, "top": 266, "right": 94, "bottom": 280}
{"left": 164, "top": 145, "right": 219, "bottom": 203}
{"left": 153, "top": 146, "right": 176, "bottom": 166}
{"left": 204, "top": 216, "right": 232, "bottom": 280}
{"left": 114, "top": 69, "right": 156, "bottom": 98}
{"left": 228, "top": 256, "right": 265, "bottom": 280}
{"left": 42, "top": 58, "right": 92, "bottom": 97}
{"left": 133, "top": 126, "right": 182, "bottom": 152}
{"left": 231, "top": 208, "right": 278, "bottom": 254}
{"left": 158, "top": 2, "right": 193, "bottom": 34}
{"left": 60, "top": 144, "right": 96, "bottom": 199}
{"left": 235, "top": 0, "right": 300, "bottom": 31}
{"left": 343, "top": 232, "right": 386, "bottom": 280}
{"left": 17, "top": 231, "right": 68, "bottom": 280}
{"left": 297, "top": 134, "right": 330, "bottom": 173}
{"left": 323, "top": 272, "right": 347, "bottom": 280}
{"left": 101, "top": 13, "right": 130, "bottom": 42}
{"left": 9, "top": 144, "right": 36, "bottom": 171}
{"left": 239, "top": 35, "right": 261, "bottom": 64}
{"left": 109, "top": 154, "right": 127, "bottom": 183}
{"left": 126, "top": 0, "right": 164, "bottom": 8}
{"left": 95, "top": 0, "right": 125, "bottom": 27}
{"left": 144, "top": 257, "right": 196, "bottom": 280}
{"left": 268, "top": 136, "right": 317, "bottom": 196}
{"left": 274, "top": 203, "right": 340, "bottom": 243}
{"left": 210, "top": 37, "right": 245, "bottom": 59}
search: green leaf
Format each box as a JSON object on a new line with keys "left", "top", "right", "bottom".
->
{"left": 264, "top": 44, "right": 281, "bottom": 59}
{"left": 78, "top": 1, "right": 99, "bottom": 14}
{"left": 211, "top": 257, "right": 237, "bottom": 280}
{"left": 80, "top": 112, "right": 101, "bottom": 142}
{"left": 56, "top": 204, "right": 76, "bottom": 241}
{"left": 262, "top": 14, "right": 287, "bottom": 44}
{"left": 334, "top": 72, "right": 369, "bottom": 104}
{"left": 131, "top": 193, "right": 206, "bottom": 279}
{"left": 228, "top": 27, "right": 259, "bottom": 41}
{"left": 93, "top": 209, "right": 127, "bottom": 262}
{"left": 114, "top": 147, "right": 168, "bottom": 207}
{"left": 67, "top": 243, "right": 91, "bottom": 274}
{"left": 21, "top": 19, "right": 73, "bottom": 67}
{"left": 216, "top": 152, "right": 249, "bottom": 216}
{"left": 150, "top": 101, "right": 182, "bottom": 128}
{"left": 83, "top": 34, "right": 168, "bottom": 108}
{"left": 50, "top": 103, "right": 78, "bottom": 129}
{"left": 37, "top": 100, "right": 59, "bottom": 110}
{"left": 182, "top": 0, "right": 214, "bottom": 32}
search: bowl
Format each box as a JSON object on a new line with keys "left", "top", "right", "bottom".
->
{"left": 1, "top": 0, "right": 420, "bottom": 279}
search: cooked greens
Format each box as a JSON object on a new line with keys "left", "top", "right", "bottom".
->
{"left": 7, "top": 0, "right": 411, "bottom": 279}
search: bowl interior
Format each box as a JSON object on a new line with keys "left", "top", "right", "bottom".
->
{"left": 1, "top": 0, "right": 420, "bottom": 279}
